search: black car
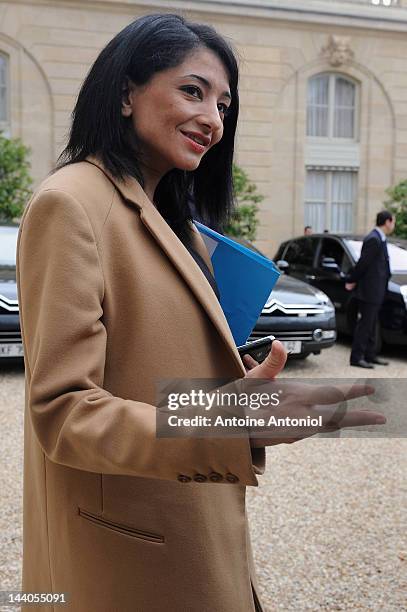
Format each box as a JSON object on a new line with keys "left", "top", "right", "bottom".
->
{"left": 0, "top": 225, "right": 22, "bottom": 358}
{"left": 274, "top": 233, "right": 407, "bottom": 348}
{"left": 237, "top": 240, "right": 337, "bottom": 359}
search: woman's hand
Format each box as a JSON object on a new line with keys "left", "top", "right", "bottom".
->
{"left": 240, "top": 340, "right": 385, "bottom": 447}
{"left": 243, "top": 339, "right": 288, "bottom": 379}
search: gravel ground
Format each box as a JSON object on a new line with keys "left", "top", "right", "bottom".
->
{"left": 248, "top": 438, "right": 407, "bottom": 611}
{"left": 0, "top": 337, "right": 406, "bottom": 611}
{"left": 248, "top": 337, "right": 407, "bottom": 611}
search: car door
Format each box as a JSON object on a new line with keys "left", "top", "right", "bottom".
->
{"left": 313, "top": 237, "right": 352, "bottom": 329}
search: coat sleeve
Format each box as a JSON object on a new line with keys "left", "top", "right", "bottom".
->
{"left": 346, "top": 236, "right": 380, "bottom": 283}
{"left": 17, "top": 188, "right": 264, "bottom": 486}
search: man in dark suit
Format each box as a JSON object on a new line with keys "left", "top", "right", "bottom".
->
{"left": 345, "top": 210, "right": 395, "bottom": 369}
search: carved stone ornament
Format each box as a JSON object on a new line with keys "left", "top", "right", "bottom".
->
{"left": 321, "top": 35, "right": 354, "bottom": 67}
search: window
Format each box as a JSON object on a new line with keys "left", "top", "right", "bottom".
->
{"left": 0, "top": 53, "right": 8, "bottom": 124}
{"left": 296, "top": 237, "right": 317, "bottom": 267}
{"left": 307, "top": 74, "right": 356, "bottom": 139}
{"left": 284, "top": 238, "right": 317, "bottom": 268}
{"left": 305, "top": 170, "right": 356, "bottom": 233}
{"left": 305, "top": 73, "right": 359, "bottom": 233}
{"left": 318, "top": 238, "right": 346, "bottom": 271}
{"left": 283, "top": 242, "right": 301, "bottom": 264}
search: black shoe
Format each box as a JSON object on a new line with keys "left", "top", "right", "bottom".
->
{"left": 367, "top": 357, "right": 389, "bottom": 366}
{"left": 350, "top": 359, "right": 375, "bottom": 369}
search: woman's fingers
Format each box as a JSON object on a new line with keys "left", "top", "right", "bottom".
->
{"left": 334, "top": 409, "right": 386, "bottom": 428}
{"left": 250, "top": 408, "right": 386, "bottom": 447}
{"left": 246, "top": 380, "right": 375, "bottom": 406}
{"left": 299, "top": 383, "right": 375, "bottom": 406}
{"left": 240, "top": 351, "right": 380, "bottom": 441}
{"left": 245, "top": 340, "right": 287, "bottom": 379}
{"left": 242, "top": 353, "right": 258, "bottom": 371}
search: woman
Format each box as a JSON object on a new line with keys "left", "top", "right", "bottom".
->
{"left": 17, "top": 13, "right": 380, "bottom": 612}
{"left": 17, "top": 14, "right": 276, "bottom": 611}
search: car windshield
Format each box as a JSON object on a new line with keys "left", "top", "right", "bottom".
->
{"left": 345, "top": 239, "right": 407, "bottom": 273}
{"left": 0, "top": 227, "right": 18, "bottom": 268}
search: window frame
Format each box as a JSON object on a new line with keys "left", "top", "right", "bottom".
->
{"left": 307, "top": 72, "right": 359, "bottom": 144}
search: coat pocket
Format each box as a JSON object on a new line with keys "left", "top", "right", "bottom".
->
{"left": 78, "top": 508, "right": 165, "bottom": 544}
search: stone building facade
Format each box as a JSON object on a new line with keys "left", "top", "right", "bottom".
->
{"left": 1, "top": 0, "right": 407, "bottom": 254}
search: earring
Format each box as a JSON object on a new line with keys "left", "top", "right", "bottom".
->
{"left": 121, "top": 105, "right": 132, "bottom": 118}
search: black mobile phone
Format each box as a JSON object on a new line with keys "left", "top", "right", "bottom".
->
{"left": 237, "top": 335, "right": 275, "bottom": 363}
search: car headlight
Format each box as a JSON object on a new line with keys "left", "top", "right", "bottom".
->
{"left": 314, "top": 290, "right": 335, "bottom": 310}
{"left": 321, "top": 330, "right": 337, "bottom": 340}
{"left": 400, "top": 286, "right": 407, "bottom": 308}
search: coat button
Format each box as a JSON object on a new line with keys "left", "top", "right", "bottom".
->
{"left": 193, "top": 474, "right": 207, "bottom": 483}
{"left": 209, "top": 472, "right": 223, "bottom": 483}
{"left": 177, "top": 474, "right": 191, "bottom": 483}
{"left": 226, "top": 473, "right": 239, "bottom": 483}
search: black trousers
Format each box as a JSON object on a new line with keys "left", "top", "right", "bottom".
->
{"left": 350, "top": 300, "right": 381, "bottom": 364}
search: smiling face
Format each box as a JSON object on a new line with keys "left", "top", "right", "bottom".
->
{"left": 122, "top": 47, "right": 232, "bottom": 184}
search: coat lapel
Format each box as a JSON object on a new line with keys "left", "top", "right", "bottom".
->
{"left": 85, "top": 157, "right": 244, "bottom": 374}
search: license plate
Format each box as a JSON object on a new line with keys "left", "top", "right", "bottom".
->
{"left": 0, "top": 343, "right": 24, "bottom": 357}
{"left": 280, "top": 340, "right": 301, "bottom": 354}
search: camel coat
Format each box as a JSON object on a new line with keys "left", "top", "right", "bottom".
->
{"left": 16, "top": 157, "right": 266, "bottom": 612}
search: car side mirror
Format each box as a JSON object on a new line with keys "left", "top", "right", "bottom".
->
{"left": 321, "top": 257, "right": 340, "bottom": 272}
{"left": 276, "top": 259, "right": 289, "bottom": 271}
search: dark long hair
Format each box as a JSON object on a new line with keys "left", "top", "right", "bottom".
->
{"left": 57, "top": 13, "right": 239, "bottom": 243}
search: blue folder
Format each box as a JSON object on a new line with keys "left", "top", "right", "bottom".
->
{"left": 195, "top": 221, "right": 280, "bottom": 346}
